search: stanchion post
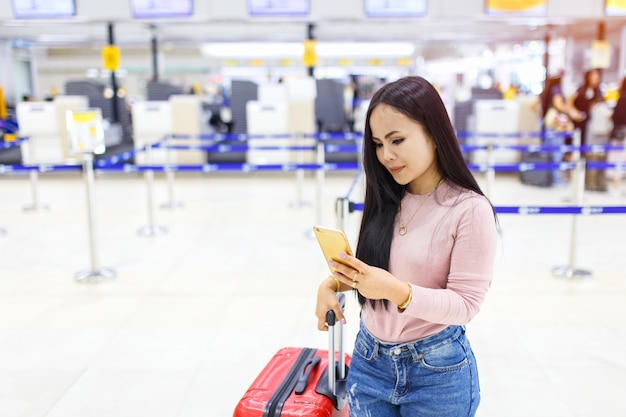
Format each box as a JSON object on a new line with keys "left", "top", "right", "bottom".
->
{"left": 335, "top": 197, "right": 350, "bottom": 231}
{"left": 290, "top": 133, "right": 310, "bottom": 208}
{"left": 23, "top": 169, "right": 49, "bottom": 211}
{"left": 552, "top": 150, "right": 592, "bottom": 279}
{"left": 160, "top": 136, "right": 184, "bottom": 210}
{"left": 485, "top": 143, "right": 495, "bottom": 199}
{"left": 75, "top": 152, "right": 116, "bottom": 282}
{"left": 138, "top": 144, "right": 168, "bottom": 237}
{"left": 315, "top": 140, "right": 325, "bottom": 227}
{"left": 21, "top": 136, "right": 48, "bottom": 211}
{"left": 565, "top": 129, "right": 582, "bottom": 202}
{"left": 572, "top": 129, "right": 582, "bottom": 163}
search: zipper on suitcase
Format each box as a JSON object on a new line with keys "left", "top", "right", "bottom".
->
{"left": 263, "top": 347, "right": 317, "bottom": 417}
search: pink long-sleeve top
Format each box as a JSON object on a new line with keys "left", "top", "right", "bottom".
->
{"left": 361, "top": 181, "right": 498, "bottom": 343}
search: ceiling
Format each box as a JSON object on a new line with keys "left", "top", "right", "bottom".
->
{"left": 1, "top": 16, "right": 623, "bottom": 63}
{"left": 0, "top": 0, "right": 624, "bottom": 63}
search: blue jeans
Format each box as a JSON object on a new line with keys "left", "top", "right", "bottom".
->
{"left": 545, "top": 129, "right": 567, "bottom": 184}
{"left": 347, "top": 322, "right": 480, "bottom": 417}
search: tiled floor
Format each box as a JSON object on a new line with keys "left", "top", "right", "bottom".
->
{"left": 1, "top": 166, "right": 625, "bottom": 417}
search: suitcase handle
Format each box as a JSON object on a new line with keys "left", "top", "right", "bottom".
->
{"left": 317, "top": 292, "right": 348, "bottom": 410}
{"left": 294, "top": 355, "right": 321, "bottom": 395}
{"left": 326, "top": 292, "right": 346, "bottom": 383}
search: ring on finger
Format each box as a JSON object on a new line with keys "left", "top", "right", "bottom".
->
{"left": 352, "top": 271, "right": 359, "bottom": 282}
{"left": 352, "top": 281, "right": 357, "bottom": 289}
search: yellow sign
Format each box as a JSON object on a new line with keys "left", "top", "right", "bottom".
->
{"left": 605, "top": 0, "right": 626, "bottom": 15}
{"left": 66, "top": 109, "right": 105, "bottom": 155}
{"left": 591, "top": 40, "right": 611, "bottom": 69}
{"left": 303, "top": 39, "right": 317, "bottom": 67}
{"left": 486, "top": 0, "right": 546, "bottom": 14}
{"left": 0, "top": 87, "right": 6, "bottom": 119}
{"left": 101, "top": 45, "right": 120, "bottom": 71}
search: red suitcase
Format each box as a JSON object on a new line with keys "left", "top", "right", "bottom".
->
{"left": 233, "top": 294, "right": 350, "bottom": 417}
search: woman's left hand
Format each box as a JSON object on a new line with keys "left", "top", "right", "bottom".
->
{"left": 330, "top": 254, "right": 407, "bottom": 304}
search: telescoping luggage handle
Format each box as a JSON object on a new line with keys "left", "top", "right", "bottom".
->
{"left": 292, "top": 293, "right": 348, "bottom": 410}
{"left": 320, "top": 292, "right": 348, "bottom": 410}
{"left": 326, "top": 292, "right": 346, "bottom": 392}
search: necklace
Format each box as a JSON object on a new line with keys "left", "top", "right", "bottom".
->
{"left": 398, "top": 179, "right": 443, "bottom": 236}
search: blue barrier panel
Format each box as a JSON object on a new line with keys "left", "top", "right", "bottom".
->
{"left": 324, "top": 144, "right": 360, "bottom": 153}
{"left": 84, "top": 133, "right": 626, "bottom": 173}
{"left": 0, "top": 163, "right": 81, "bottom": 173}
{"left": 347, "top": 203, "right": 626, "bottom": 215}
{"left": 161, "top": 144, "right": 317, "bottom": 152}
{"left": 586, "top": 161, "right": 626, "bottom": 170}
{"left": 168, "top": 132, "right": 366, "bottom": 142}
{"left": 456, "top": 130, "right": 570, "bottom": 139}
{"left": 97, "top": 161, "right": 360, "bottom": 173}
{"left": 0, "top": 138, "right": 27, "bottom": 149}
{"left": 459, "top": 143, "right": 580, "bottom": 153}
{"left": 170, "top": 133, "right": 295, "bottom": 141}
{"left": 466, "top": 162, "right": 577, "bottom": 172}
{"left": 312, "top": 132, "right": 364, "bottom": 140}
{"left": 457, "top": 143, "right": 625, "bottom": 154}
{"left": 494, "top": 206, "right": 626, "bottom": 215}
{"left": 95, "top": 150, "right": 137, "bottom": 167}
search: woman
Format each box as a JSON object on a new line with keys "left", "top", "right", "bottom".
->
{"left": 315, "top": 76, "right": 499, "bottom": 416}
{"left": 568, "top": 68, "right": 604, "bottom": 147}
{"left": 539, "top": 74, "right": 580, "bottom": 183}
{"left": 540, "top": 74, "right": 580, "bottom": 131}
{"left": 611, "top": 76, "right": 626, "bottom": 133}
{"left": 607, "top": 77, "right": 626, "bottom": 196}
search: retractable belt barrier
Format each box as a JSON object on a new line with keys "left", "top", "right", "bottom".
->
{"left": 100, "top": 162, "right": 359, "bottom": 173}
{"left": 7, "top": 132, "right": 622, "bottom": 173}
{"left": 3, "top": 131, "right": 624, "bottom": 280}
{"left": 0, "top": 137, "right": 27, "bottom": 149}
{"left": 0, "top": 163, "right": 81, "bottom": 173}
{"left": 345, "top": 202, "right": 626, "bottom": 215}
{"left": 336, "top": 163, "right": 625, "bottom": 281}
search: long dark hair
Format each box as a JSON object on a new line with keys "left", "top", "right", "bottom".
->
{"left": 355, "top": 76, "right": 493, "bottom": 309}
{"left": 540, "top": 76, "right": 562, "bottom": 118}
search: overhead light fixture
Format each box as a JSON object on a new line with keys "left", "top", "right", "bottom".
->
{"left": 200, "top": 42, "right": 415, "bottom": 58}
{"left": 35, "top": 34, "right": 90, "bottom": 43}
{"left": 316, "top": 42, "right": 415, "bottom": 57}
{"left": 200, "top": 42, "right": 303, "bottom": 58}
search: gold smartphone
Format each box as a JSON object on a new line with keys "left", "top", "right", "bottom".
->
{"left": 313, "top": 225, "right": 354, "bottom": 273}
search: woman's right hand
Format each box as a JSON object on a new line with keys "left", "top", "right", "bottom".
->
{"left": 315, "top": 276, "right": 345, "bottom": 331}
{"left": 569, "top": 108, "right": 584, "bottom": 122}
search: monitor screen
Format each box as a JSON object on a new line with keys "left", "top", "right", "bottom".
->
{"left": 130, "top": 0, "right": 193, "bottom": 18}
{"left": 248, "top": 0, "right": 309, "bottom": 17}
{"left": 12, "top": 0, "right": 76, "bottom": 18}
{"left": 364, "top": 0, "right": 427, "bottom": 17}
{"left": 605, "top": 0, "right": 626, "bottom": 16}
{"left": 484, "top": 0, "right": 546, "bottom": 16}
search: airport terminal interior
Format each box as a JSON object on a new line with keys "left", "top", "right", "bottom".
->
{"left": 1, "top": 1, "right": 626, "bottom": 416}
